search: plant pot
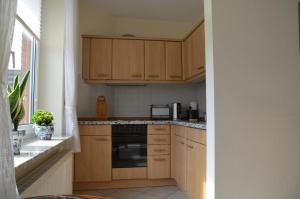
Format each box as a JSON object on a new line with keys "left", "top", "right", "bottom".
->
{"left": 11, "top": 129, "right": 26, "bottom": 155}
{"left": 34, "top": 125, "right": 54, "bottom": 140}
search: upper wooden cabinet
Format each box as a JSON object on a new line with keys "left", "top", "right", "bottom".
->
{"left": 145, "top": 41, "right": 166, "bottom": 80}
{"left": 166, "top": 42, "right": 183, "bottom": 80}
{"left": 112, "top": 39, "right": 145, "bottom": 80}
{"left": 90, "top": 39, "right": 112, "bottom": 80}
{"left": 82, "top": 20, "right": 205, "bottom": 83}
{"left": 183, "top": 22, "right": 205, "bottom": 80}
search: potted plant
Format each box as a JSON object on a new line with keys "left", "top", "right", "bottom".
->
{"left": 8, "top": 71, "right": 30, "bottom": 155}
{"left": 32, "top": 109, "right": 54, "bottom": 140}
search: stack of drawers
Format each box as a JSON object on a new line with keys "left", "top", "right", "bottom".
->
{"left": 147, "top": 125, "right": 171, "bottom": 179}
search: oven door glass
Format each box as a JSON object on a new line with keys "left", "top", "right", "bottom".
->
{"left": 112, "top": 136, "right": 147, "bottom": 168}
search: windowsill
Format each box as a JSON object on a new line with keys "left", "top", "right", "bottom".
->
{"left": 14, "top": 136, "right": 72, "bottom": 181}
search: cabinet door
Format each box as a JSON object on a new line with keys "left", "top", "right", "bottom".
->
{"left": 174, "top": 136, "right": 187, "bottom": 192}
{"left": 145, "top": 41, "right": 166, "bottom": 80}
{"left": 183, "top": 36, "right": 192, "bottom": 80}
{"left": 148, "top": 155, "right": 170, "bottom": 179}
{"left": 82, "top": 38, "right": 91, "bottom": 80}
{"left": 186, "top": 140, "right": 206, "bottom": 199}
{"left": 75, "top": 136, "right": 112, "bottom": 182}
{"left": 112, "top": 39, "right": 144, "bottom": 80}
{"left": 166, "top": 42, "right": 182, "bottom": 80}
{"left": 89, "top": 39, "right": 112, "bottom": 80}
{"left": 191, "top": 24, "right": 205, "bottom": 77}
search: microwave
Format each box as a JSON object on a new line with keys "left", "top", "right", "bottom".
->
{"left": 150, "top": 105, "right": 170, "bottom": 120}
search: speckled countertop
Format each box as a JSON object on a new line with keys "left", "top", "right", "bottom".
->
{"left": 78, "top": 120, "right": 206, "bottom": 130}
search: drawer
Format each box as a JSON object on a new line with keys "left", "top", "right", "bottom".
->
{"left": 148, "top": 145, "right": 170, "bottom": 155}
{"left": 172, "top": 125, "right": 187, "bottom": 138}
{"left": 148, "top": 125, "right": 170, "bottom": 135}
{"left": 79, "top": 125, "right": 111, "bottom": 136}
{"left": 148, "top": 155, "right": 170, "bottom": 179}
{"left": 148, "top": 134, "right": 170, "bottom": 145}
{"left": 187, "top": 128, "right": 206, "bottom": 145}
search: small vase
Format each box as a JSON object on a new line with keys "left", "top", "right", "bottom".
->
{"left": 34, "top": 125, "right": 54, "bottom": 140}
{"left": 11, "top": 129, "right": 26, "bottom": 155}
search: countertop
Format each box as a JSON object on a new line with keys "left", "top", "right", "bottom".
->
{"left": 78, "top": 119, "right": 206, "bottom": 130}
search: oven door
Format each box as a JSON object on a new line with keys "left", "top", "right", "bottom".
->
{"left": 112, "top": 135, "right": 147, "bottom": 168}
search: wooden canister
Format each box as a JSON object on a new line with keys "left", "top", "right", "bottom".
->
{"left": 96, "top": 96, "right": 108, "bottom": 120}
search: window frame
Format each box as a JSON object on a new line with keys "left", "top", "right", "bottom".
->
{"left": 12, "top": 18, "right": 40, "bottom": 140}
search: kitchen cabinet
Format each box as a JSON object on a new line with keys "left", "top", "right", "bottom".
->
{"left": 74, "top": 135, "right": 112, "bottom": 182}
{"left": 145, "top": 41, "right": 166, "bottom": 80}
{"left": 166, "top": 41, "right": 183, "bottom": 80}
{"left": 172, "top": 126, "right": 206, "bottom": 199}
{"left": 89, "top": 39, "right": 112, "bottom": 80}
{"left": 174, "top": 135, "right": 187, "bottom": 192}
{"left": 74, "top": 125, "right": 112, "bottom": 182}
{"left": 183, "top": 22, "right": 205, "bottom": 80}
{"left": 186, "top": 140, "right": 206, "bottom": 199}
{"left": 147, "top": 125, "right": 171, "bottom": 179}
{"left": 112, "top": 39, "right": 145, "bottom": 80}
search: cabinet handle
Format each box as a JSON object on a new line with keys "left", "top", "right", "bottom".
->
{"left": 187, "top": 144, "right": 194, "bottom": 149}
{"left": 153, "top": 158, "right": 167, "bottom": 162}
{"left": 154, "top": 149, "right": 166, "bottom": 152}
{"left": 170, "top": 75, "right": 182, "bottom": 79}
{"left": 179, "top": 141, "right": 185, "bottom": 145}
{"left": 148, "top": 75, "right": 159, "bottom": 78}
{"left": 97, "top": 74, "right": 109, "bottom": 77}
{"left": 95, "top": 138, "right": 108, "bottom": 142}
{"left": 154, "top": 138, "right": 166, "bottom": 142}
{"left": 131, "top": 74, "right": 142, "bottom": 78}
{"left": 155, "top": 128, "right": 167, "bottom": 131}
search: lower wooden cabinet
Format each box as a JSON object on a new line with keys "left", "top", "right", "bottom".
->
{"left": 172, "top": 126, "right": 206, "bottom": 199}
{"left": 174, "top": 136, "right": 187, "bottom": 192}
{"left": 74, "top": 135, "right": 112, "bottom": 182}
{"left": 186, "top": 140, "right": 206, "bottom": 199}
{"left": 148, "top": 155, "right": 170, "bottom": 179}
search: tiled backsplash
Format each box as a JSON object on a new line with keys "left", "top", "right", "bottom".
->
{"left": 77, "top": 76, "right": 206, "bottom": 118}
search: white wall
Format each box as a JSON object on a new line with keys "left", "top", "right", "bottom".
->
{"left": 205, "top": 0, "right": 300, "bottom": 198}
{"left": 38, "top": 0, "right": 64, "bottom": 135}
{"left": 114, "top": 17, "right": 195, "bottom": 38}
{"left": 78, "top": 83, "right": 206, "bottom": 118}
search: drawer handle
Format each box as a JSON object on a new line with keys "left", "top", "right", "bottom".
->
{"left": 179, "top": 141, "right": 185, "bottom": 145}
{"left": 154, "top": 138, "right": 166, "bottom": 142}
{"left": 148, "top": 75, "right": 159, "bottom": 78}
{"left": 153, "top": 149, "right": 166, "bottom": 152}
{"left": 95, "top": 138, "right": 108, "bottom": 142}
{"left": 154, "top": 158, "right": 167, "bottom": 162}
{"left": 170, "top": 75, "right": 182, "bottom": 78}
{"left": 187, "top": 144, "right": 194, "bottom": 149}
{"left": 155, "top": 128, "right": 167, "bottom": 131}
{"left": 97, "top": 74, "right": 109, "bottom": 77}
{"left": 197, "top": 67, "right": 202, "bottom": 70}
{"left": 131, "top": 74, "right": 142, "bottom": 78}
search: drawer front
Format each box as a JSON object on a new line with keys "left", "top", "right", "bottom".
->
{"left": 148, "top": 145, "right": 170, "bottom": 155}
{"left": 148, "top": 125, "right": 170, "bottom": 135}
{"left": 172, "top": 125, "right": 187, "bottom": 138}
{"left": 79, "top": 125, "right": 111, "bottom": 136}
{"left": 148, "top": 134, "right": 170, "bottom": 145}
{"left": 187, "top": 128, "right": 206, "bottom": 145}
{"left": 148, "top": 155, "right": 170, "bottom": 179}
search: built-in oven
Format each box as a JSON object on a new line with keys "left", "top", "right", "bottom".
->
{"left": 112, "top": 124, "right": 147, "bottom": 168}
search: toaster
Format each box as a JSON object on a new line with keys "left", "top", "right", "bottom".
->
{"left": 150, "top": 105, "right": 171, "bottom": 120}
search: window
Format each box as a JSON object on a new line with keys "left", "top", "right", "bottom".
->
{"left": 8, "top": 20, "right": 39, "bottom": 125}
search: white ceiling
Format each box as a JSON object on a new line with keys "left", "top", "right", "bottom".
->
{"left": 86, "top": 0, "right": 204, "bottom": 22}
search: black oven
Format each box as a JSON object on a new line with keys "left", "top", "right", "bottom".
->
{"left": 112, "top": 124, "right": 147, "bottom": 168}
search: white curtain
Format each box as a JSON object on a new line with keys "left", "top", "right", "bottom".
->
{"left": 64, "top": 0, "right": 81, "bottom": 152}
{"left": 0, "top": 0, "right": 20, "bottom": 199}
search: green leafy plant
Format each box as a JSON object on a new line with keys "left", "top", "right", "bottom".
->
{"left": 7, "top": 71, "right": 30, "bottom": 131}
{"left": 32, "top": 109, "right": 54, "bottom": 126}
